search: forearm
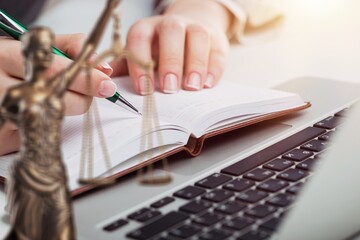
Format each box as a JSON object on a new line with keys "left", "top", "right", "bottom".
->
{"left": 163, "top": 0, "right": 232, "bottom": 34}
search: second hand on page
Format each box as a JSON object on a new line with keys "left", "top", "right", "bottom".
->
{"left": 0, "top": 9, "right": 141, "bottom": 115}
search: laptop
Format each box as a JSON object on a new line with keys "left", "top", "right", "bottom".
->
{"left": 72, "top": 76, "right": 360, "bottom": 240}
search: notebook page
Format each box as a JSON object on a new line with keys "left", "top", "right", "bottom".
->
{"left": 0, "top": 77, "right": 304, "bottom": 192}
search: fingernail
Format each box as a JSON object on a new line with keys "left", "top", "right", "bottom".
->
{"left": 187, "top": 72, "right": 202, "bottom": 90}
{"left": 163, "top": 73, "right": 178, "bottom": 94}
{"left": 204, "top": 74, "right": 214, "bottom": 88}
{"left": 101, "top": 62, "right": 113, "bottom": 71}
{"left": 99, "top": 80, "right": 117, "bottom": 97}
{"left": 139, "top": 75, "right": 153, "bottom": 95}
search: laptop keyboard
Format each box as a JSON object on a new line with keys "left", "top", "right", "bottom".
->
{"left": 103, "top": 109, "right": 348, "bottom": 240}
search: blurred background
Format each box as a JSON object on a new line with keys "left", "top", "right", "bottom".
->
{"left": 32, "top": 0, "right": 360, "bottom": 88}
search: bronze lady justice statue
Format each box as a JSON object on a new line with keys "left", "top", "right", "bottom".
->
{"left": 0, "top": 0, "right": 120, "bottom": 239}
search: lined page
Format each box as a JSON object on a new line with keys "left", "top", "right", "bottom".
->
{"left": 0, "top": 77, "right": 304, "bottom": 192}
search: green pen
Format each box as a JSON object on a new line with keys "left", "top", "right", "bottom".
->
{"left": 0, "top": 9, "right": 141, "bottom": 115}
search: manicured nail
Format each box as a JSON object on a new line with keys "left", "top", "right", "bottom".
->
{"left": 101, "top": 62, "right": 113, "bottom": 71}
{"left": 187, "top": 72, "right": 202, "bottom": 90}
{"left": 204, "top": 74, "right": 214, "bottom": 88}
{"left": 99, "top": 80, "right": 117, "bottom": 97}
{"left": 89, "top": 53, "right": 112, "bottom": 70}
{"left": 163, "top": 73, "right": 178, "bottom": 93}
{"left": 139, "top": 75, "right": 153, "bottom": 95}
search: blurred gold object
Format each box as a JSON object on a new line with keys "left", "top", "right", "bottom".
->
{"left": 0, "top": 1, "right": 121, "bottom": 239}
{"left": 78, "top": 11, "right": 172, "bottom": 186}
{"left": 0, "top": 0, "right": 172, "bottom": 238}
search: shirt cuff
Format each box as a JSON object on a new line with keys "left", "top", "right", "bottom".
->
{"left": 154, "top": 0, "right": 283, "bottom": 44}
{"left": 212, "top": 0, "right": 283, "bottom": 43}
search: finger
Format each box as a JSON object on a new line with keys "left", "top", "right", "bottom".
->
{"left": 184, "top": 24, "right": 210, "bottom": 91}
{"left": 126, "top": 17, "right": 159, "bottom": 95}
{"left": 55, "top": 34, "right": 113, "bottom": 76}
{"left": 205, "top": 35, "right": 229, "bottom": 88}
{"left": 0, "top": 70, "right": 92, "bottom": 116}
{"left": 63, "top": 91, "right": 93, "bottom": 116}
{"left": 157, "top": 16, "right": 186, "bottom": 94}
{"left": 0, "top": 39, "right": 24, "bottom": 78}
{"left": 0, "top": 37, "right": 115, "bottom": 98}
{"left": 49, "top": 55, "right": 116, "bottom": 98}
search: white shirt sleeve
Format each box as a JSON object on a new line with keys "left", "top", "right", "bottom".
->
{"left": 155, "top": 0, "right": 283, "bottom": 43}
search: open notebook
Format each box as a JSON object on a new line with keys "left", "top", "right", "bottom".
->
{"left": 0, "top": 78, "right": 310, "bottom": 195}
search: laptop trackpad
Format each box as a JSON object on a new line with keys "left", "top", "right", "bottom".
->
{"left": 167, "top": 121, "right": 292, "bottom": 176}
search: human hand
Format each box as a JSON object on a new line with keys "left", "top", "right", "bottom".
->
{"left": 0, "top": 33, "right": 117, "bottom": 116}
{"left": 111, "top": 0, "right": 231, "bottom": 95}
{"left": 0, "top": 33, "right": 116, "bottom": 155}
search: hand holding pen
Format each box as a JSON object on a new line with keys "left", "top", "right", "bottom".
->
{"left": 0, "top": 9, "right": 140, "bottom": 115}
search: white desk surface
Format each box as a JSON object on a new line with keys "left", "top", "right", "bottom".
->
{"left": 1, "top": 0, "right": 360, "bottom": 236}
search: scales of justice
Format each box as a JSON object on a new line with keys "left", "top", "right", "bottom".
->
{"left": 0, "top": 0, "right": 171, "bottom": 238}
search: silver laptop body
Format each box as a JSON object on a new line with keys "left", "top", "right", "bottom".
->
{"left": 74, "top": 76, "right": 360, "bottom": 240}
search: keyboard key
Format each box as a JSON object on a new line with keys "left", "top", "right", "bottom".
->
{"left": 266, "top": 193, "right": 295, "bottom": 207}
{"left": 237, "top": 190, "right": 268, "bottom": 203}
{"left": 238, "top": 230, "right": 270, "bottom": 240}
{"left": 223, "top": 217, "right": 254, "bottom": 230}
{"left": 174, "top": 186, "right": 206, "bottom": 200}
{"left": 202, "top": 189, "right": 233, "bottom": 203}
{"left": 243, "top": 168, "right": 275, "bottom": 181}
{"left": 245, "top": 205, "right": 277, "bottom": 218}
{"left": 196, "top": 173, "right": 232, "bottom": 189}
{"left": 301, "top": 140, "right": 329, "bottom": 152}
{"left": 260, "top": 217, "right": 281, "bottom": 231}
{"left": 151, "top": 197, "right": 175, "bottom": 208}
{"left": 215, "top": 200, "right": 246, "bottom": 215}
{"left": 318, "top": 131, "right": 335, "bottom": 141}
{"left": 200, "top": 229, "right": 231, "bottom": 240}
{"left": 296, "top": 158, "right": 317, "bottom": 171}
{"left": 286, "top": 182, "right": 304, "bottom": 195}
{"left": 135, "top": 210, "right": 162, "bottom": 223}
{"left": 103, "top": 219, "right": 128, "bottom": 232}
{"left": 257, "top": 179, "right": 289, "bottom": 192}
{"left": 223, "top": 178, "right": 255, "bottom": 192}
{"left": 314, "top": 116, "right": 342, "bottom": 129}
{"left": 263, "top": 158, "right": 294, "bottom": 171}
{"left": 278, "top": 169, "right": 308, "bottom": 182}
{"left": 179, "top": 200, "right": 212, "bottom": 214}
{"left": 126, "top": 211, "right": 188, "bottom": 240}
{"left": 128, "top": 208, "right": 150, "bottom": 220}
{"left": 193, "top": 212, "right": 224, "bottom": 226}
{"left": 221, "top": 127, "right": 326, "bottom": 176}
{"left": 283, "top": 149, "right": 313, "bottom": 161}
{"left": 169, "top": 224, "right": 200, "bottom": 239}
